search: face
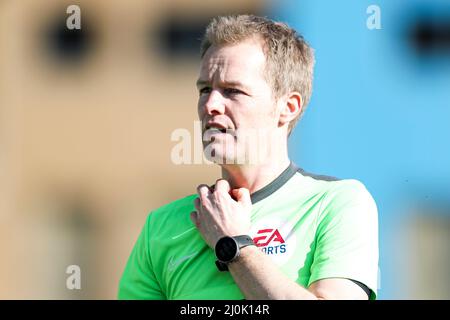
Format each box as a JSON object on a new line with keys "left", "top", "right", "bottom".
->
{"left": 197, "top": 39, "right": 281, "bottom": 165}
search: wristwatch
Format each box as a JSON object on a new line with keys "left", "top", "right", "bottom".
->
{"left": 214, "top": 235, "right": 255, "bottom": 271}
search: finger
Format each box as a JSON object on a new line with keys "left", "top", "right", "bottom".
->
{"left": 214, "top": 179, "right": 231, "bottom": 195}
{"left": 233, "top": 188, "right": 251, "bottom": 205}
{"left": 197, "top": 184, "right": 212, "bottom": 200}
{"left": 230, "top": 189, "right": 238, "bottom": 201}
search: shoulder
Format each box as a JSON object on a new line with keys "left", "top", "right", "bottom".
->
{"left": 145, "top": 194, "right": 198, "bottom": 232}
{"left": 295, "top": 166, "right": 377, "bottom": 222}
{"left": 322, "top": 179, "right": 376, "bottom": 210}
{"left": 316, "top": 178, "right": 378, "bottom": 230}
{"left": 152, "top": 194, "right": 198, "bottom": 216}
{"left": 295, "top": 167, "right": 376, "bottom": 206}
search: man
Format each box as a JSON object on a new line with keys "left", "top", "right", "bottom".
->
{"left": 118, "top": 15, "right": 378, "bottom": 300}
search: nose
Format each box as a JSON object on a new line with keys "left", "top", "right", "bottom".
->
{"left": 202, "top": 90, "right": 225, "bottom": 116}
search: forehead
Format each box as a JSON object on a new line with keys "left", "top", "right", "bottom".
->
{"left": 199, "top": 39, "right": 267, "bottom": 83}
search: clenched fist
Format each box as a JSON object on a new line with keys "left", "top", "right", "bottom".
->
{"left": 190, "top": 179, "right": 252, "bottom": 248}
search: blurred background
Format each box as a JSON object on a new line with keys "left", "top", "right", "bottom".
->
{"left": 0, "top": 0, "right": 448, "bottom": 299}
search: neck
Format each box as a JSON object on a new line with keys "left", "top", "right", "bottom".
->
{"left": 221, "top": 156, "right": 291, "bottom": 194}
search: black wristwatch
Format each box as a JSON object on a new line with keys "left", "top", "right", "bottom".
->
{"left": 214, "top": 235, "right": 255, "bottom": 272}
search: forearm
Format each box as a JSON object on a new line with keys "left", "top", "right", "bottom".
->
{"left": 228, "top": 245, "right": 318, "bottom": 300}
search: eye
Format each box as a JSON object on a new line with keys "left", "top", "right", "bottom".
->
{"left": 224, "top": 88, "right": 243, "bottom": 96}
{"left": 199, "top": 87, "right": 211, "bottom": 95}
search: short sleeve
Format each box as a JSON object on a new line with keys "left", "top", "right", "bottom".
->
{"left": 118, "top": 213, "right": 165, "bottom": 300}
{"left": 308, "top": 180, "right": 379, "bottom": 299}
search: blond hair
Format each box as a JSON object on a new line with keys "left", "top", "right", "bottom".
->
{"left": 200, "top": 15, "right": 315, "bottom": 134}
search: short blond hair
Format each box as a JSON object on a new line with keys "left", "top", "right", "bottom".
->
{"left": 200, "top": 15, "right": 315, "bottom": 134}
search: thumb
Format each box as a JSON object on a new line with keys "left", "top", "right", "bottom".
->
{"left": 232, "top": 188, "right": 251, "bottom": 206}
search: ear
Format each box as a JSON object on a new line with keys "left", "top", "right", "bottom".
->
{"left": 278, "top": 92, "right": 303, "bottom": 127}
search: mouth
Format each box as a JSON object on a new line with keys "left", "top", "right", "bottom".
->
{"left": 204, "top": 123, "right": 230, "bottom": 134}
{"left": 206, "top": 127, "right": 227, "bottom": 134}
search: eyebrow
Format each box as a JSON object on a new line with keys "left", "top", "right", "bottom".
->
{"left": 196, "top": 79, "right": 249, "bottom": 90}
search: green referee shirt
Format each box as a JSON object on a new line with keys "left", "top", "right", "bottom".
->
{"left": 118, "top": 162, "right": 379, "bottom": 299}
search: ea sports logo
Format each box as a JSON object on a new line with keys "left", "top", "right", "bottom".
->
{"left": 253, "top": 228, "right": 287, "bottom": 255}
{"left": 250, "top": 218, "right": 297, "bottom": 265}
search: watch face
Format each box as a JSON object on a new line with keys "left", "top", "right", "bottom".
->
{"left": 215, "top": 237, "right": 238, "bottom": 262}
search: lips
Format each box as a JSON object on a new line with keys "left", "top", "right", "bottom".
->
{"left": 204, "top": 122, "right": 229, "bottom": 134}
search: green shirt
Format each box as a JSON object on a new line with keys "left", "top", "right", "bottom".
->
{"left": 118, "top": 163, "right": 379, "bottom": 299}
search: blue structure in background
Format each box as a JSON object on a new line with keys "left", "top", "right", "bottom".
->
{"left": 271, "top": 0, "right": 450, "bottom": 299}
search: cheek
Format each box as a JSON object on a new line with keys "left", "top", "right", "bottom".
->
{"left": 231, "top": 106, "right": 266, "bottom": 129}
{"left": 254, "top": 103, "right": 278, "bottom": 125}
{"left": 265, "top": 101, "right": 280, "bottom": 123}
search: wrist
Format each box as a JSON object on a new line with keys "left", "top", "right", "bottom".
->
{"left": 214, "top": 235, "right": 255, "bottom": 271}
{"left": 229, "top": 245, "right": 259, "bottom": 265}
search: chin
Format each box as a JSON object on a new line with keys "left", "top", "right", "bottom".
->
{"left": 203, "top": 144, "right": 241, "bottom": 165}
{"left": 204, "top": 152, "right": 234, "bottom": 165}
